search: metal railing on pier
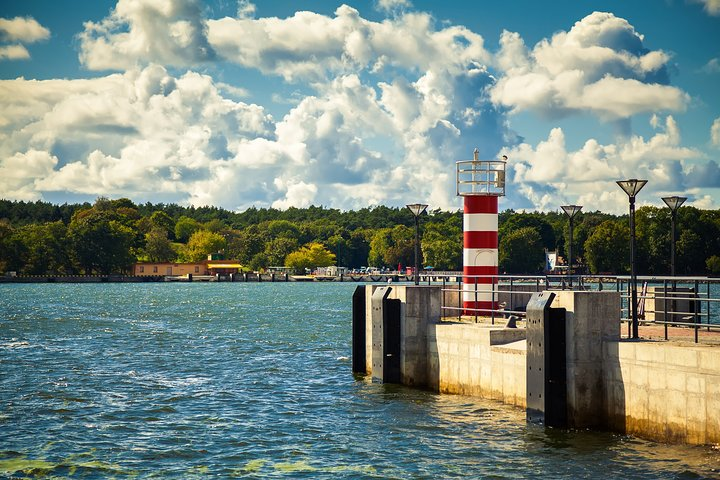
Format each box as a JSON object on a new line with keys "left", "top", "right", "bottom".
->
{"left": 614, "top": 275, "right": 719, "bottom": 343}
{"left": 424, "top": 273, "right": 720, "bottom": 343}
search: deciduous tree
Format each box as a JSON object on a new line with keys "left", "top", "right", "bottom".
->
{"left": 422, "top": 220, "right": 462, "bottom": 270}
{"left": 67, "top": 208, "right": 136, "bottom": 274}
{"left": 285, "top": 242, "right": 336, "bottom": 273}
{"left": 264, "top": 237, "right": 299, "bottom": 267}
{"left": 149, "top": 211, "right": 175, "bottom": 239}
{"left": 144, "top": 227, "right": 177, "bottom": 262}
{"left": 499, "top": 226, "right": 544, "bottom": 273}
{"left": 175, "top": 216, "right": 201, "bottom": 243}
{"left": 13, "top": 221, "right": 70, "bottom": 274}
{"left": 584, "top": 220, "right": 630, "bottom": 274}
{"left": 180, "top": 230, "right": 227, "bottom": 262}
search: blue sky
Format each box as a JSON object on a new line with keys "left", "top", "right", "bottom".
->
{"left": 0, "top": 0, "right": 718, "bottom": 214}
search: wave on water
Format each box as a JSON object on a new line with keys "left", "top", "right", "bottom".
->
{"left": 0, "top": 340, "right": 30, "bottom": 349}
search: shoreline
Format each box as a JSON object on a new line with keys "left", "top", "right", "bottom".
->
{"left": 0, "top": 273, "right": 414, "bottom": 284}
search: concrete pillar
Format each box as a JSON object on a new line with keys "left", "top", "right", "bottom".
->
{"left": 551, "top": 290, "right": 620, "bottom": 428}
{"left": 400, "top": 285, "right": 441, "bottom": 386}
{"left": 364, "top": 285, "right": 441, "bottom": 387}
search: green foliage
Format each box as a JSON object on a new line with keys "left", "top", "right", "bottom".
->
{"left": 327, "top": 234, "right": 349, "bottom": 267}
{"left": 707, "top": 256, "right": 720, "bottom": 275}
{"left": 12, "top": 221, "right": 70, "bottom": 274}
{"left": 635, "top": 206, "right": 670, "bottom": 274}
{"left": 249, "top": 252, "right": 269, "bottom": 272}
{"left": 385, "top": 225, "right": 414, "bottom": 268}
{"left": 499, "top": 212, "right": 555, "bottom": 251}
{"left": 421, "top": 217, "right": 462, "bottom": 270}
{"left": 264, "top": 237, "right": 299, "bottom": 267}
{"left": 265, "top": 220, "right": 301, "bottom": 240}
{"left": 368, "top": 225, "right": 414, "bottom": 268}
{"left": 676, "top": 230, "right": 705, "bottom": 275}
{"left": 566, "top": 211, "right": 614, "bottom": 262}
{"left": 0, "top": 219, "right": 18, "bottom": 272}
{"left": 180, "top": 230, "right": 227, "bottom": 262}
{"left": 285, "top": 242, "right": 336, "bottom": 273}
{"left": 228, "top": 225, "right": 265, "bottom": 264}
{"left": 584, "top": 220, "right": 630, "bottom": 274}
{"left": 368, "top": 228, "right": 390, "bottom": 267}
{"left": 345, "top": 230, "right": 371, "bottom": 268}
{"left": 144, "top": 227, "right": 177, "bottom": 262}
{"left": 499, "top": 226, "right": 544, "bottom": 274}
{"left": 1, "top": 197, "right": 718, "bottom": 276}
{"left": 67, "top": 207, "right": 136, "bottom": 274}
{"left": 174, "top": 216, "right": 201, "bottom": 243}
{"left": 149, "top": 211, "right": 175, "bottom": 238}
{"left": 676, "top": 207, "right": 720, "bottom": 275}
{"left": 0, "top": 199, "right": 82, "bottom": 225}
{"left": 204, "top": 218, "right": 226, "bottom": 233}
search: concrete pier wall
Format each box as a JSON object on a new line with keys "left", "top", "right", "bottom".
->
{"left": 604, "top": 340, "right": 720, "bottom": 444}
{"left": 364, "top": 285, "right": 527, "bottom": 404}
{"left": 359, "top": 284, "right": 720, "bottom": 445}
{"left": 428, "top": 323, "right": 526, "bottom": 406}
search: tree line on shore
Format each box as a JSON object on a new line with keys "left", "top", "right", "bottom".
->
{"left": 0, "top": 198, "right": 718, "bottom": 276}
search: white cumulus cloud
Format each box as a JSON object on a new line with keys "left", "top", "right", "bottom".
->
{"left": 0, "top": 66, "right": 275, "bottom": 207}
{"left": 78, "top": 0, "right": 215, "bottom": 70}
{"left": 711, "top": 117, "right": 720, "bottom": 147}
{"left": 2, "top": 4, "right": 710, "bottom": 212}
{"left": 502, "top": 115, "right": 706, "bottom": 213}
{"left": 272, "top": 179, "right": 318, "bottom": 209}
{"left": 701, "top": 58, "right": 720, "bottom": 73}
{"left": 0, "top": 44, "right": 30, "bottom": 60}
{"left": 691, "top": 0, "right": 720, "bottom": 15}
{"left": 0, "top": 16, "right": 50, "bottom": 43}
{"left": 490, "top": 12, "right": 689, "bottom": 120}
{"left": 0, "top": 16, "right": 50, "bottom": 61}
{"left": 376, "top": 0, "right": 412, "bottom": 14}
{"left": 0, "top": 150, "right": 57, "bottom": 200}
{"left": 210, "top": 5, "right": 488, "bottom": 82}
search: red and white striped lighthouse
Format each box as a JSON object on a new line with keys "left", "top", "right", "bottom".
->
{"left": 456, "top": 149, "right": 506, "bottom": 315}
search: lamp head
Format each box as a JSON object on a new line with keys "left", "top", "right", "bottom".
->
{"left": 661, "top": 196, "right": 687, "bottom": 212}
{"left": 406, "top": 203, "right": 428, "bottom": 217}
{"left": 561, "top": 205, "right": 583, "bottom": 218}
{"left": 616, "top": 179, "right": 648, "bottom": 198}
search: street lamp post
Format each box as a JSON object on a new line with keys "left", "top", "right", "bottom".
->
{"left": 406, "top": 203, "right": 428, "bottom": 285}
{"left": 661, "top": 196, "right": 687, "bottom": 276}
{"left": 617, "top": 179, "right": 648, "bottom": 339}
{"left": 561, "top": 205, "right": 582, "bottom": 287}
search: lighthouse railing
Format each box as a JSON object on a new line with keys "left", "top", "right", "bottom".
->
{"left": 456, "top": 159, "right": 506, "bottom": 196}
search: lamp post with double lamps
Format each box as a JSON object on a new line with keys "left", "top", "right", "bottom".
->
{"left": 406, "top": 203, "right": 428, "bottom": 285}
{"left": 661, "top": 196, "right": 687, "bottom": 276}
{"left": 617, "top": 179, "right": 648, "bottom": 339}
{"left": 561, "top": 205, "right": 582, "bottom": 287}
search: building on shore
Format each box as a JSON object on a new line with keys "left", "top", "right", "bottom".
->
{"left": 133, "top": 253, "right": 242, "bottom": 277}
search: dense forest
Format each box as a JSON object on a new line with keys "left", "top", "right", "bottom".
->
{"left": 1, "top": 198, "right": 719, "bottom": 276}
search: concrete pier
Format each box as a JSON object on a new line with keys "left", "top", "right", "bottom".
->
{"left": 356, "top": 284, "right": 720, "bottom": 446}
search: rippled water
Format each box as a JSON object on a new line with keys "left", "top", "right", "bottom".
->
{"left": 1, "top": 282, "right": 719, "bottom": 479}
